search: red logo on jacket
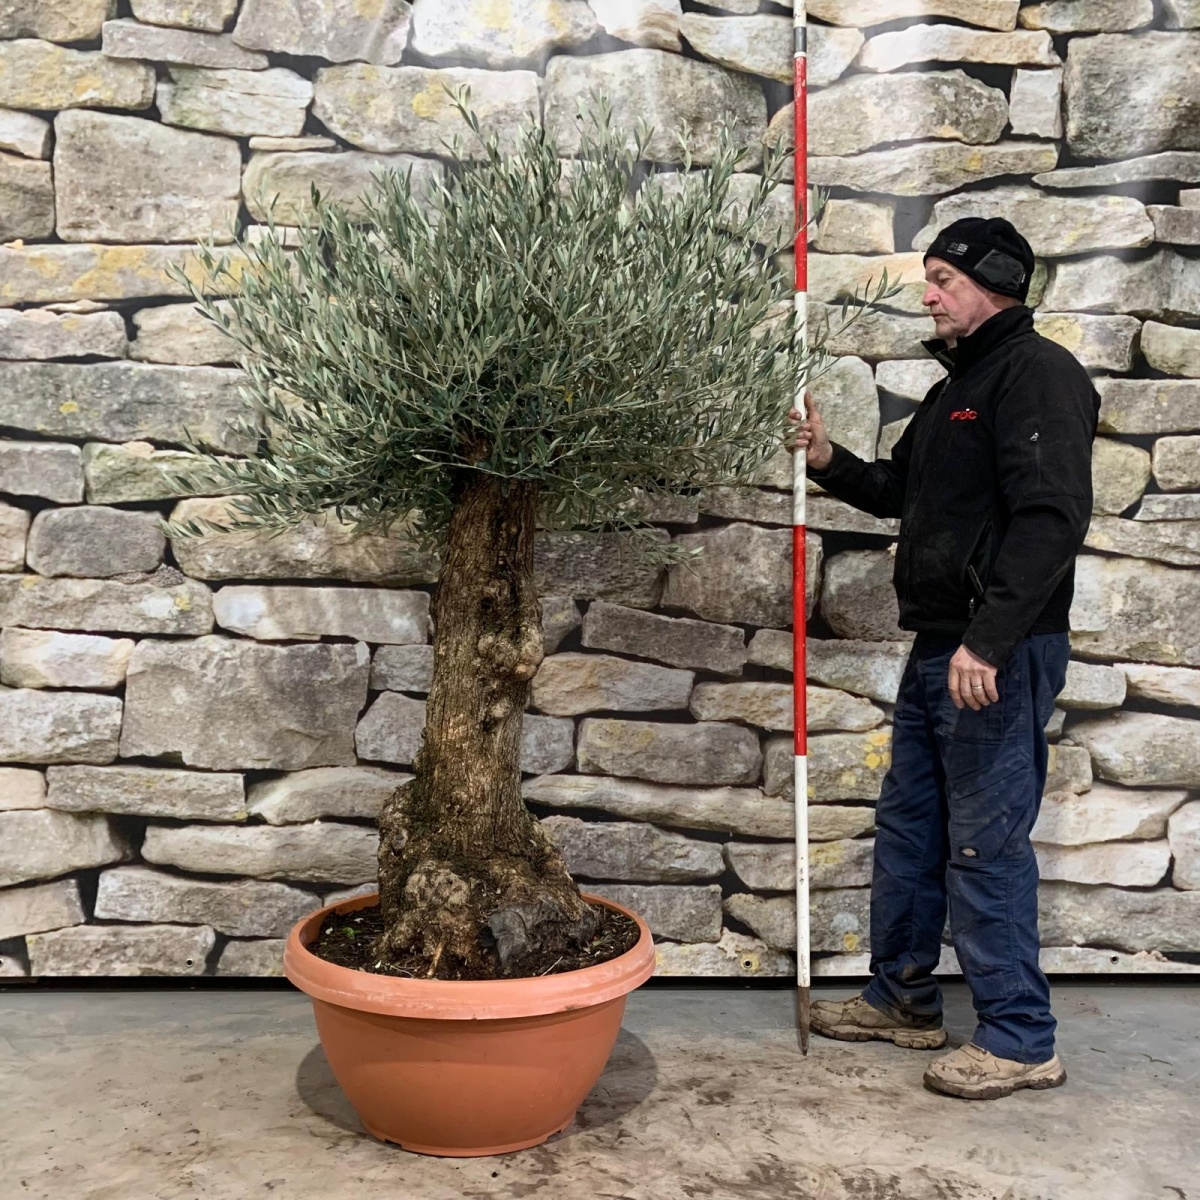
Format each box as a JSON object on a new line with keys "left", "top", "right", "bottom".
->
{"left": 950, "top": 409, "right": 978, "bottom": 421}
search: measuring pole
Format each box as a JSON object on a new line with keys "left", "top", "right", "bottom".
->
{"left": 792, "top": 0, "right": 811, "bottom": 1056}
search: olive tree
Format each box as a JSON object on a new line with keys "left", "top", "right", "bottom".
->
{"left": 170, "top": 96, "right": 888, "bottom": 979}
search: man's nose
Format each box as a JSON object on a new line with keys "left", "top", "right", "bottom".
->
{"left": 922, "top": 286, "right": 939, "bottom": 308}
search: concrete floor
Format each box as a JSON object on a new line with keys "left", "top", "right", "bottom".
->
{"left": 1, "top": 982, "right": 1196, "bottom": 1200}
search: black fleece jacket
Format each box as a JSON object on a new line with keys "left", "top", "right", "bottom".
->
{"left": 810, "top": 306, "right": 1099, "bottom": 668}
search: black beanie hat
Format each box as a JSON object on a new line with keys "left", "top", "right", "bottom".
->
{"left": 923, "top": 217, "right": 1036, "bottom": 303}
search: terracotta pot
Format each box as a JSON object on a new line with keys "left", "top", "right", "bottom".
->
{"left": 283, "top": 890, "right": 656, "bottom": 1157}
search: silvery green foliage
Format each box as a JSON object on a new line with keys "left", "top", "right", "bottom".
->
{"left": 167, "top": 93, "right": 890, "bottom": 556}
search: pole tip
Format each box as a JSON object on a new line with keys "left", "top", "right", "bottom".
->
{"left": 797, "top": 986, "right": 811, "bottom": 1056}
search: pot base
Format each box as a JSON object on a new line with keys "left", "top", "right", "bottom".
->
{"left": 367, "top": 1116, "right": 575, "bottom": 1158}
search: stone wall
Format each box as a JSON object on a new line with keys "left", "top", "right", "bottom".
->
{"left": 1, "top": 0, "right": 1199, "bottom": 978}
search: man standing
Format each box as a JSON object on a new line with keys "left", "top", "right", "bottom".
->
{"left": 791, "top": 218, "right": 1099, "bottom": 1100}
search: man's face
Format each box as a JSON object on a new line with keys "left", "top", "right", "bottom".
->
{"left": 922, "top": 258, "right": 997, "bottom": 343}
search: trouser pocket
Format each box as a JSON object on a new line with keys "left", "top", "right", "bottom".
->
{"left": 946, "top": 756, "right": 1038, "bottom": 865}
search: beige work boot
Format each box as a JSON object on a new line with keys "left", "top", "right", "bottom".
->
{"left": 810, "top": 995, "right": 948, "bottom": 1049}
{"left": 924, "top": 1043, "right": 1067, "bottom": 1100}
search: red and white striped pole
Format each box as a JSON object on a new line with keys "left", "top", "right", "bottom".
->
{"left": 792, "top": 0, "right": 811, "bottom": 1055}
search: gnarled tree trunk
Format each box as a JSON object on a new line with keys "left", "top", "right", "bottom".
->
{"left": 375, "top": 474, "right": 595, "bottom": 978}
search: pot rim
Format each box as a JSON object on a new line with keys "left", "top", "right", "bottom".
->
{"left": 283, "top": 890, "right": 656, "bottom": 1020}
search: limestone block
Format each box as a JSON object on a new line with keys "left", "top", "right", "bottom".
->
{"left": 158, "top": 67, "right": 312, "bottom": 138}
{"left": 243, "top": 150, "right": 441, "bottom": 225}
{"left": 587, "top": 883, "right": 722, "bottom": 942}
{"left": 247, "top": 766, "right": 409, "bottom": 824}
{"left": 1148, "top": 206, "right": 1200, "bottom": 246}
{"left": 0, "top": 244, "right": 236, "bottom": 307}
{"left": 577, "top": 718, "right": 761, "bottom": 786}
{"left": 1039, "top": 946, "right": 1200, "bottom": 973}
{"left": 0, "top": 109, "right": 50, "bottom": 158}
{"left": 0, "top": 768, "right": 45, "bottom": 811}
{"left": 1039, "top": 882, "right": 1200, "bottom": 953}
{"left": 532, "top": 653, "right": 693, "bottom": 716}
{"left": 534, "top": 531, "right": 666, "bottom": 608}
{"left": 217, "top": 939, "right": 286, "bottom": 976}
{"left": 312, "top": 65, "right": 539, "bottom": 158}
{"left": 811, "top": 252, "right": 930, "bottom": 316}
{"left": 0, "top": 809, "right": 126, "bottom": 887}
{"left": 142, "top": 822, "right": 377, "bottom": 883}
{"left": 46, "top": 764, "right": 245, "bottom": 821}
{"left": 1008, "top": 68, "right": 1062, "bottom": 138}
{"left": 858, "top": 26, "right": 1058, "bottom": 73}
{"left": 0, "top": 42, "right": 154, "bottom": 112}
{"left": 234, "top": 0, "right": 411, "bottom": 63}
{"left": 749, "top": 636, "right": 910, "bottom": 705}
{"left": 26, "top": 507, "right": 165, "bottom": 578}
{"left": 654, "top": 929, "right": 793, "bottom": 978}
{"left": 1092, "top": 439, "right": 1151, "bottom": 516}
{"left": 524, "top": 773, "right": 795, "bottom": 838}
{"left": 1166, "top": 0, "right": 1200, "bottom": 27}
{"left": 540, "top": 596, "right": 581, "bottom": 653}
{"left": 410, "top": 0, "right": 596, "bottom": 67}
{"left": 355, "top": 692, "right": 573, "bottom": 775}
{"left": 0, "top": 150, "right": 53, "bottom": 240}
{"left": 0, "top": 361, "right": 253, "bottom": 454}
{"left": 1169, "top": 803, "right": 1200, "bottom": 889}
{"left": 369, "top": 645, "right": 434, "bottom": 693}
{"left": 0, "top": 691, "right": 122, "bottom": 765}
{"left": 810, "top": 71, "right": 1006, "bottom": 159}
{"left": 808, "top": 25, "right": 865, "bottom": 87}
{"left": 0, "top": 629, "right": 134, "bottom": 690}
{"left": 1121, "top": 662, "right": 1200, "bottom": 708}
{"left": 130, "top": 302, "right": 236, "bottom": 365}
{"left": 28, "top": 923, "right": 215, "bottom": 975}
{"left": 726, "top": 838, "right": 874, "bottom": 891}
{"left": 882, "top": 417, "right": 915, "bottom": 457}
{"left": 770, "top": 729, "right": 892, "bottom": 802}
{"left": 875, "top": 360, "right": 944, "bottom": 403}
{"left": 0, "top": 503, "right": 28, "bottom": 573}
{"left": 664, "top": 524, "right": 820, "bottom": 628}
{"left": 82, "top": 442, "right": 201, "bottom": 506}
{"left": 1071, "top": 711, "right": 1200, "bottom": 788}
{"left": 1065, "top": 33, "right": 1200, "bottom": 159}
{"left": 248, "top": 135, "right": 336, "bottom": 152}
{"left": 0, "top": 309, "right": 127, "bottom": 361}
{"left": 0, "top": 1, "right": 116, "bottom": 41}
{"left": 813, "top": 199, "right": 894, "bottom": 255}
{"left": 0, "top": 574, "right": 214, "bottom": 637}
{"left": 0, "top": 878, "right": 84, "bottom": 940}
{"left": 545, "top": 50, "right": 766, "bottom": 167}
{"left": 95, "top": 865, "right": 314, "bottom": 937}
{"left": 680, "top": 14, "right": 790, "bottom": 84}
{"left": 213, "top": 585, "right": 429, "bottom": 644}
{"left": 102, "top": 19, "right": 268, "bottom": 69}
{"left": 1032, "top": 784, "right": 1187, "bottom": 846}
{"left": 806, "top": 0, "right": 1019, "bottom": 29}
{"left": 1138, "top": 493, "right": 1200, "bottom": 521}
{"left": 698, "top": 487, "right": 790, "bottom": 527}
{"left": 1045, "top": 743, "right": 1093, "bottom": 795}
{"left": 1020, "top": 0, "right": 1153, "bottom": 32}
{"left": 1084, "top": 515, "right": 1200, "bottom": 568}
{"left": 1142, "top": 322, "right": 1200, "bottom": 377}
{"left": 690, "top": 682, "right": 883, "bottom": 734}
{"left": 1071, "top": 556, "right": 1200, "bottom": 664}
{"left": 810, "top": 302, "right": 931, "bottom": 359}
{"left": 811, "top": 142, "right": 1058, "bottom": 198}
{"left": 541, "top": 815, "right": 723, "bottom": 883}
{"left": 1036, "top": 153, "right": 1200, "bottom": 190}
{"left": 1154, "top": 437, "right": 1200, "bottom": 491}
{"left": 1035, "top": 841, "right": 1170, "bottom": 886}
{"left": 121, "top": 636, "right": 369, "bottom": 770}
{"left": 588, "top": 0, "right": 682, "bottom": 52}
{"left": 808, "top": 497, "right": 899, "bottom": 538}
{"left": 821, "top": 549, "right": 907, "bottom": 641}
{"left": 582, "top": 601, "right": 747, "bottom": 676}
{"left": 1097, "top": 380, "right": 1200, "bottom": 436}
{"left": 916, "top": 187, "right": 1151, "bottom": 258}
{"left": 170, "top": 498, "right": 440, "bottom": 585}
{"left": 1058, "top": 661, "right": 1126, "bottom": 710}
{"left": 725, "top": 888, "right": 871, "bottom": 954}
{"left": 131, "top": 0, "right": 239, "bottom": 33}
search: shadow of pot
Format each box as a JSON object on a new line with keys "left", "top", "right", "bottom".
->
{"left": 283, "top": 890, "right": 656, "bottom": 1157}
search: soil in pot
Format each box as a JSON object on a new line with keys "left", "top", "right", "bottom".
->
{"left": 310, "top": 898, "right": 641, "bottom": 981}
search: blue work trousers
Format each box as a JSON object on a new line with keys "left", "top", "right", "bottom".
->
{"left": 863, "top": 632, "right": 1070, "bottom": 1064}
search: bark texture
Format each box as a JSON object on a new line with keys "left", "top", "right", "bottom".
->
{"left": 375, "top": 475, "right": 596, "bottom": 977}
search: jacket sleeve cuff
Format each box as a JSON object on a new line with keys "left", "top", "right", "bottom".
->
{"left": 807, "top": 441, "right": 852, "bottom": 481}
{"left": 962, "top": 627, "right": 1013, "bottom": 670}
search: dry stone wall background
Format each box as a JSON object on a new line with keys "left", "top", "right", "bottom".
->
{"left": 1, "top": 0, "right": 1199, "bottom": 978}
